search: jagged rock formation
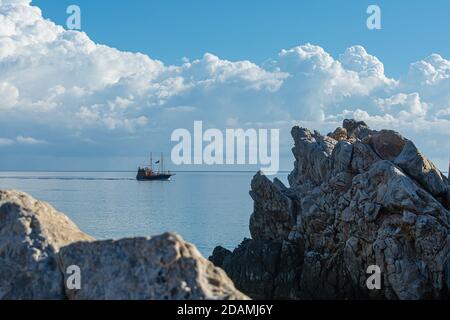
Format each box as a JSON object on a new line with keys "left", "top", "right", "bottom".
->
{"left": 211, "top": 119, "right": 450, "bottom": 300}
{"left": 0, "top": 190, "right": 247, "bottom": 300}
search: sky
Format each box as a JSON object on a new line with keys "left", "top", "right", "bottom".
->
{"left": 32, "top": 0, "right": 450, "bottom": 78}
{"left": 1, "top": 0, "right": 450, "bottom": 171}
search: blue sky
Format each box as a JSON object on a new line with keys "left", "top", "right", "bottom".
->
{"left": 1, "top": 0, "right": 450, "bottom": 172}
{"left": 34, "top": 0, "right": 450, "bottom": 78}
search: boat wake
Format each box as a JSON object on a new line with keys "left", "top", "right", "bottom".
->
{"left": 0, "top": 176, "right": 135, "bottom": 181}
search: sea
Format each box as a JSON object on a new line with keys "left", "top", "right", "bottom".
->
{"left": 0, "top": 171, "right": 289, "bottom": 257}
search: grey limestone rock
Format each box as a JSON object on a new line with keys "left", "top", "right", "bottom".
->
{"left": 0, "top": 190, "right": 93, "bottom": 299}
{"left": 59, "top": 234, "right": 248, "bottom": 300}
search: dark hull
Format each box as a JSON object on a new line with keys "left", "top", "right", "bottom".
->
{"left": 136, "top": 174, "right": 173, "bottom": 181}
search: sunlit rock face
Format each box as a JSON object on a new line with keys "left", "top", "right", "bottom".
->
{"left": 211, "top": 119, "right": 450, "bottom": 300}
{"left": 58, "top": 234, "right": 249, "bottom": 300}
{"left": 0, "top": 190, "right": 93, "bottom": 299}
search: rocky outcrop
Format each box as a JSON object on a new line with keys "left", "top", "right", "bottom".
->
{"left": 211, "top": 119, "right": 450, "bottom": 300}
{"left": 0, "top": 190, "right": 247, "bottom": 300}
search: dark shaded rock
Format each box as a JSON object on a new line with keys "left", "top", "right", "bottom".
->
{"left": 214, "top": 239, "right": 281, "bottom": 299}
{"left": 209, "top": 246, "right": 232, "bottom": 268}
{"left": 272, "top": 240, "right": 304, "bottom": 299}
{"left": 298, "top": 250, "right": 363, "bottom": 300}
{"left": 211, "top": 239, "right": 302, "bottom": 299}
{"left": 446, "top": 252, "right": 450, "bottom": 292}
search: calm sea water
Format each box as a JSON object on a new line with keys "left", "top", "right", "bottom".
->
{"left": 0, "top": 171, "right": 288, "bottom": 257}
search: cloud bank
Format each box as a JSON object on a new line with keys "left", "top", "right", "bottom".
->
{"left": 0, "top": 0, "right": 449, "bottom": 169}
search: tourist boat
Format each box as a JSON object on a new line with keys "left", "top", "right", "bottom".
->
{"left": 136, "top": 153, "right": 174, "bottom": 181}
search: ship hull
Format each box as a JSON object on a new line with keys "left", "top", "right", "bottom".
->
{"left": 136, "top": 174, "right": 173, "bottom": 181}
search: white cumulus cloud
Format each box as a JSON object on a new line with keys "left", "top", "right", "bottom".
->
{"left": 0, "top": 1, "right": 450, "bottom": 169}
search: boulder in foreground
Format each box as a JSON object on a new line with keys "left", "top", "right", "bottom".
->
{"left": 0, "top": 190, "right": 93, "bottom": 299}
{"left": 0, "top": 190, "right": 247, "bottom": 300}
{"left": 59, "top": 234, "right": 248, "bottom": 300}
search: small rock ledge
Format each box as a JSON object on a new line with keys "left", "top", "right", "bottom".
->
{"left": 0, "top": 190, "right": 248, "bottom": 300}
{"left": 211, "top": 119, "right": 450, "bottom": 300}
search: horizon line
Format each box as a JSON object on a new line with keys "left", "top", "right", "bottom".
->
{"left": 0, "top": 170, "right": 293, "bottom": 174}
